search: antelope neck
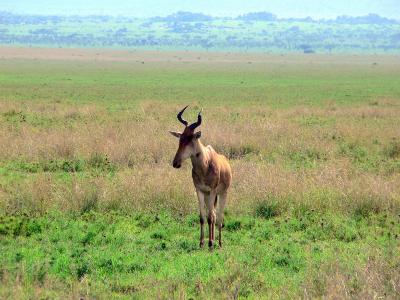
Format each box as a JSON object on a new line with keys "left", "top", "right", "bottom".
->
{"left": 190, "top": 140, "right": 208, "bottom": 174}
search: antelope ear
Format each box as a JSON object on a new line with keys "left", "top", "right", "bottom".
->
{"left": 194, "top": 131, "right": 201, "bottom": 139}
{"left": 169, "top": 131, "right": 181, "bottom": 138}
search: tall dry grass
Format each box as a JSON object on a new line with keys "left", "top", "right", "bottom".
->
{"left": 0, "top": 100, "right": 399, "bottom": 216}
{"left": 303, "top": 256, "right": 400, "bottom": 299}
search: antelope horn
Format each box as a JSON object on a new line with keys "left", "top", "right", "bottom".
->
{"left": 189, "top": 108, "right": 202, "bottom": 130}
{"left": 177, "top": 105, "right": 189, "bottom": 126}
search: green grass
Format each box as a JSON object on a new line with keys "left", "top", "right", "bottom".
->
{"left": 1, "top": 57, "right": 400, "bottom": 108}
{"left": 1, "top": 211, "right": 399, "bottom": 299}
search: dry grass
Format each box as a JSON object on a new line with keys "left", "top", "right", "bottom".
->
{"left": 0, "top": 100, "right": 399, "bottom": 216}
{"left": 303, "top": 256, "right": 400, "bottom": 299}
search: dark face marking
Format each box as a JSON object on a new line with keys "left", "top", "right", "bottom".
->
{"left": 179, "top": 133, "right": 194, "bottom": 145}
{"left": 173, "top": 127, "right": 195, "bottom": 168}
{"left": 177, "top": 127, "right": 196, "bottom": 148}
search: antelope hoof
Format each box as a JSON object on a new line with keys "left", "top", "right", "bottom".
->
{"left": 208, "top": 240, "right": 214, "bottom": 250}
{"left": 199, "top": 241, "right": 205, "bottom": 248}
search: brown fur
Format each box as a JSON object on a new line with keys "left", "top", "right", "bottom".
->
{"left": 191, "top": 144, "right": 231, "bottom": 193}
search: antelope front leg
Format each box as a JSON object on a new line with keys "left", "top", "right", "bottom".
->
{"left": 196, "top": 190, "right": 206, "bottom": 248}
{"left": 206, "top": 190, "right": 217, "bottom": 250}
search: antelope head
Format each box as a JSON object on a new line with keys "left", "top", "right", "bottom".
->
{"left": 169, "top": 105, "right": 202, "bottom": 168}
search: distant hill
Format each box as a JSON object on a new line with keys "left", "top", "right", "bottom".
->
{"left": 0, "top": 11, "right": 399, "bottom": 53}
{"left": 150, "top": 11, "right": 213, "bottom": 22}
{"left": 237, "top": 12, "right": 277, "bottom": 21}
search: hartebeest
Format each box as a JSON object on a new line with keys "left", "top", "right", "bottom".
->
{"left": 170, "top": 106, "right": 232, "bottom": 249}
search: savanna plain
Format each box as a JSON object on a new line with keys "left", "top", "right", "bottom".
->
{"left": 0, "top": 48, "right": 399, "bottom": 299}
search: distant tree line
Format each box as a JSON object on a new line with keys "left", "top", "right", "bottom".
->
{"left": 0, "top": 11, "right": 399, "bottom": 53}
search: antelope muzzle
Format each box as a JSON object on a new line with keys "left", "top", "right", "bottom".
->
{"left": 173, "top": 150, "right": 183, "bottom": 168}
{"left": 172, "top": 157, "right": 182, "bottom": 169}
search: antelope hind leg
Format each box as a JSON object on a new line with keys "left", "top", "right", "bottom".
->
{"left": 217, "top": 192, "right": 227, "bottom": 248}
{"left": 196, "top": 190, "right": 206, "bottom": 248}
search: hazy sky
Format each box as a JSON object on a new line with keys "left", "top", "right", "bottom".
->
{"left": 3, "top": 0, "right": 400, "bottom": 19}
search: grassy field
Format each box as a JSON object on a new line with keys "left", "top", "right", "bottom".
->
{"left": 0, "top": 48, "right": 399, "bottom": 299}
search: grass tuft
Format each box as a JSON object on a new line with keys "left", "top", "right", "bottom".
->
{"left": 255, "top": 200, "right": 281, "bottom": 219}
{"left": 384, "top": 140, "right": 400, "bottom": 159}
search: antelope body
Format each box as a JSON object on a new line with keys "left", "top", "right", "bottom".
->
{"left": 170, "top": 106, "right": 232, "bottom": 249}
